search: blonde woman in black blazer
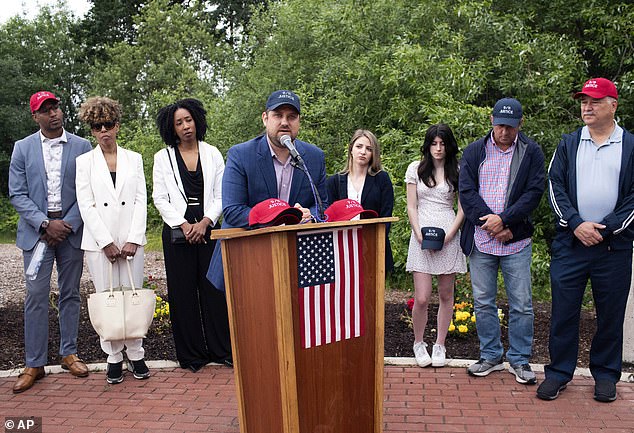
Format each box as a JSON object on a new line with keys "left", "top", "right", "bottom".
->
{"left": 326, "top": 129, "right": 394, "bottom": 271}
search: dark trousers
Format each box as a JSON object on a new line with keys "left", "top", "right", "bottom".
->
{"left": 546, "top": 240, "right": 632, "bottom": 383}
{"left": 162, "top": 225, "right": 232, "bottom": 369}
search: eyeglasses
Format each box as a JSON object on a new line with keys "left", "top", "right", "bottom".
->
{"left": 90, "top": 121, "right": 117, "bottom": 131}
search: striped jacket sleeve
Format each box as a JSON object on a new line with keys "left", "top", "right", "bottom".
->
{"left": 547, "top": 137, "right": 584, "bottom": 232}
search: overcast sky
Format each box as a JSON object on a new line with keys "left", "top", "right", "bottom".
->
{"left": 0, "top": 0, "right": 90, "bottom": 23}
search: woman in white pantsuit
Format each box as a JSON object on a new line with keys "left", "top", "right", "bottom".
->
{"left": 76, "top": 96, "right": 149, "bottom": 384}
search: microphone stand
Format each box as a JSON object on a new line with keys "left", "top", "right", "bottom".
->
{"left": 290, "top": 158, "right": 327, "bottom": 222}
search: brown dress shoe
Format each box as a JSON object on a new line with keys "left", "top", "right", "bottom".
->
{"left": 61, "top": 354, "right": 89, "bottom": 377}
{"left": 13, "top": 367, "right": 45, "bottom": 394}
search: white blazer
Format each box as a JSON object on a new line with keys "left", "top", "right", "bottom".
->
{"left": 152, "top": 141, "right": 224, "bottom": 228}
{"left": 76, "top": 145, "right": 147, "bottom": 251}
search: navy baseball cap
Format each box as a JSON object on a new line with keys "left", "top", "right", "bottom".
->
{"left": 266, "top": 90, "right": 301, "bottom": 114}
{"left": 491, "top": 97, "right": 523, "bottom": 128}
{"left": 421, "top": 227, "right": 445, "bottom": 250}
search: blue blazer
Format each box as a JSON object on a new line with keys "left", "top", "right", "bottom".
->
{"left": 207, "top": 134, "right": 328, "bottom": 290}
{"left": 9, "top": 131, "right": 92, "bottom": 251}
{"left": 326, "top": 171, "right": 395, "bottom": 272}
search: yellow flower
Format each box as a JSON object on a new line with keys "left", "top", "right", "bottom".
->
{"left": 448, "top": 321, "right": 455, "bottom": 332}
{"left": 456, "top": 311, "right": 471, "bottom": 321}
{"left": 471, "top": 315, "right": 476, "bottom": 323}
{"left": 458, "top": 325, "right": 469, "bottom": 333}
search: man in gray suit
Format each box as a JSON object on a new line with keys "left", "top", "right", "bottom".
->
{"left": 9, "top": 91, "right": 92, "bottom": 393}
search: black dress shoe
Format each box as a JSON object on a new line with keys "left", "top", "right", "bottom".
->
{"left": 183, "top": 362, "right": 205, "bottom": 373}
{"left": 594, "top": 380, "right": 617, "bottom": 402}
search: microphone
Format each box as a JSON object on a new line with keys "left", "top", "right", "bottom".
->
{"left": 279, "top": 135, "right": 326, "bottom": 222}
{"left": 280, "top": 135, "right": 305, "bottom": 166}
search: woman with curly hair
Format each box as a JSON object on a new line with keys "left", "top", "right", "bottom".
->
{"left": 405, "top": 124, "right": 467, "bottom": 368}
{"left": 152, "top": 98, "right": 231, "bottom": 372}
{"left": 75, "top": 96, "right": 149, "bottom": 384}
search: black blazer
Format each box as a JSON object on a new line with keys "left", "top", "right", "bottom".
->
{"left": 326, "top": 171, "right": 395, "bottom": 272}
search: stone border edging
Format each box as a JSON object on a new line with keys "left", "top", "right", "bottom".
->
{"left": 1, "top": 358, "right": 632, "bottom": 383}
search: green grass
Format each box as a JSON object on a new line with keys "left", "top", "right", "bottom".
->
{"left": 145, "top": 226, "right": 163, "bottom": 252}
{"left": 0, "top": 230, "right": 15, "bottom": 243}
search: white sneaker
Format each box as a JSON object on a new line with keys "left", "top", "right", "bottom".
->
{"left": 431, "top": 344, "right": 446, "bottom": 367}
{"left": 413, "top": 341, "right": 431, "bottom": 367}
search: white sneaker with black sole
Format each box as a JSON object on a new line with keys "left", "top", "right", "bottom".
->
{"left": 127, "top": 359, "right": 151, "bottom": 380}
{"left": 106, "top": 361, "right": 124, "bottom": 384}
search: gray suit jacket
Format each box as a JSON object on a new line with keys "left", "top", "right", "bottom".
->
{"left": 9, "top": 130, "right": 92, "bottom": 251}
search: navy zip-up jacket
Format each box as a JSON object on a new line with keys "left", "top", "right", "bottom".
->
{"left": 459, "top": 130, "right": 545, "bottom": 256}
{"left": 548, "top": 126, "right": 634, "bottom": 250}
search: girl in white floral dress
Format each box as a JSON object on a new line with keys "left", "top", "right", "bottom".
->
{"left": 406, "top": 124, "right": 467, "bottom": 368}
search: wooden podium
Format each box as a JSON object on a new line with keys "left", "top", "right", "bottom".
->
{"left": 212, "top": 217, "right": 395, "bottom": 433}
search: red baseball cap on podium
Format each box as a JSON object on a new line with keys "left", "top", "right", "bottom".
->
{"left": 324, "top": 199, "right": 377, "bottom": 222}
{"left": 249, "top": 198, "right": 303, "bottom": 228}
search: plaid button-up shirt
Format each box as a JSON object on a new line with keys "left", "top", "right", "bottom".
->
{"left": 474, "top": 136, "right": 531, "bottom": 256}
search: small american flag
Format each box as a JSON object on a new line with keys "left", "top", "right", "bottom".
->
{"left": 296, "top": 227, "right": 365, "bottom": 349}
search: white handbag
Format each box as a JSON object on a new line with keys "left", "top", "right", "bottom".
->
{"left": 87, "top": 258, "right": 156, "bottom": 341}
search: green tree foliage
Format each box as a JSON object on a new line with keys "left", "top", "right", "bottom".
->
{"left": 87, "top": 0, "right": 223, "bottom": 123}
{"left": 73, "top": 0, "right": 144, "bottom": 61}
{"left": 493, "top": 0, "right": 634, "bottom": 125}
{"left": 1, "top": 0, "right": 632, "bottom": 293}
{"left": 83, "top": 0, "right": 252, "bottom": 227}
{"left": 170, "top": 0, "right": 270, "bottom": 46}
{"left": 207, "top": 0, "right": 631, "bottom": 283}
{"left": 0, "top": 7, "right": 88, "bottom": 197}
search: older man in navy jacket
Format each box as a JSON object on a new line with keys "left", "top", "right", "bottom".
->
{"left": 207, "top": 90, "right": 328, "bottom": 291}
{"left": 459, "top": 98, "right": 545, "bottom": 385}
{"left": 538, "top": 78, "right": 634, "bottom": 403}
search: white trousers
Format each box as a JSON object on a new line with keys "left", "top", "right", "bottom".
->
{"left": 85, "top": 249, "right": 146, "bottom": 364}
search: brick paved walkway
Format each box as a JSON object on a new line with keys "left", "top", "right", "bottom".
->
{"left": 1, "top": 363, "right": 633, "bottom": 433}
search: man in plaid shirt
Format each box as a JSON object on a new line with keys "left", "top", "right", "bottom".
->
{"left": 459, "top": 98, "right": 545, "bottom": 385}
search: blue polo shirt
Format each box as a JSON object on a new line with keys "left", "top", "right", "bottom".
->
{"left": 576, "top": 122, "right": 623, "bottom": 223}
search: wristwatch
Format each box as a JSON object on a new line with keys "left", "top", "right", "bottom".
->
{"left": 39, "top": 220, "right": 50, "bottom": 234}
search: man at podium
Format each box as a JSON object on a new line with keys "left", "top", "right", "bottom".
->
{"left": 207, "top": 90, "right": 328, "bottom": 291}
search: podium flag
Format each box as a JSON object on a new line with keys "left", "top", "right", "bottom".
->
{"left": 297, "top": 227, "right": 365, "bottom": 349}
